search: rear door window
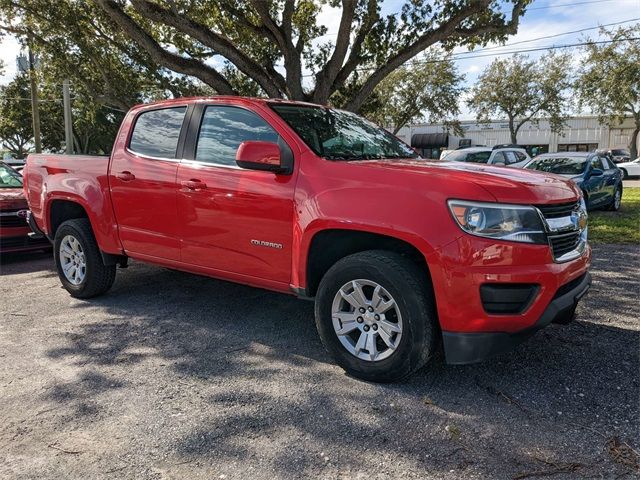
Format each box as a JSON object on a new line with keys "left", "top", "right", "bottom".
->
{"left": 129, "top": 107, "right": 187, "bottom": 159}
{"left": 492, "top": 152, "right": 507, "bottom": 164}
{"left": 515, "top": 151, "right": 528, "bottom": 162}
{"left": 504, "top": 151, "right": 519, "bottom": 165}
{"left": 590, "top": 156, "right": 604, "bottom": 170}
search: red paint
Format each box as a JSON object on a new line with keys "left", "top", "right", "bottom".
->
{"left": 24, "top": 96, "right": 591, "bottom": 334}
{"left": 236, "top": 141, "right": 281, "bottom": 168}
{"left": 0, "top": 163, "right": 49, "bottom": 253}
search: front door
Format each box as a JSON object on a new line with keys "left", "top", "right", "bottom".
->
{"left": 109, "top": 105, "right": 189, "bottom": 261}
{"left": 176, "top": 104, "right": 296, "bottom": 284}
{"left": 585, "top": 155, "right": 607, "bottom": 207}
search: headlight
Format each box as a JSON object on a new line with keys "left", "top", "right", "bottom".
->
{"left": 447, "top": 200, "right": 547, "bottom": 244}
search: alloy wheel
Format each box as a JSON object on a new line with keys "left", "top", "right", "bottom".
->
{"left": 331, "top": 279, "right": 403, "bottom": 362}
{"left": 59, "top": 235, "right": 86, "bottom": 285}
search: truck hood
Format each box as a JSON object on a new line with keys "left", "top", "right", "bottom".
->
{"left": 352, "top": 159, "right": 581, "bottom": 204}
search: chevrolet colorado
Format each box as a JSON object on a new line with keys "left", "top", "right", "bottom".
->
{"left": 24, "top": 97, "right": 591, "bottom": 382}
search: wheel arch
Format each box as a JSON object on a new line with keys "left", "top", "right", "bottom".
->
{"left": 48, "top": 199, "right": 89, "bottom": 238}
{"left": 47, "top": 199, "right": 126, "bottom": 266}
{"left": 302, "top": 227, "right": 434, "bottom": 299}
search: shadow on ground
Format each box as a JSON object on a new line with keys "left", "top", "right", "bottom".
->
{"left": 26, "top": 247, "right": 640, "bottom": 476}
{"left": 2, "top": 244, "right": 638, "bottom": 478}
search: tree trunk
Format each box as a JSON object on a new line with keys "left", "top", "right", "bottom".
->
{"left": 630, "top": 126, "right": 639, "bottom": 159}
{"left": 508, "top": 117, "right": 517, "bottom": 144}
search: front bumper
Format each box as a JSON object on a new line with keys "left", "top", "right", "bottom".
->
{"left": 442, "top": 272, "right": 591, "bottom": 364}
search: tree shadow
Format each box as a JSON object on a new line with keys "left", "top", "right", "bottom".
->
{"left": 37, "top": 245, "right": 639, "bottom": 478}
{"left": 0, "top": 250, "right": 55, "bottom": 276}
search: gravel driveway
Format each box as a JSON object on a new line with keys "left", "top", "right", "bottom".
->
{"left": 1, "top": 244, "right": 638, "bottom": 479}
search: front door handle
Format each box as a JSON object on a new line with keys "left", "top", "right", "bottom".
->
{"left": 116, "top": 171, "right": 135, "bottom": 181}
{"left": 181, "top": 179, "right": 207, "bottom": 190}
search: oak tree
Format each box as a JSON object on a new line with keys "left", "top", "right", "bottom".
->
{"left": 1, "top": 0, "right": 532, "bottom": 113}
{"left": 576, "top": 25, "right": 640, "bottom": 158}
{"left": 366, "top": 52, "right": 464, "bottom": 134}
{"left": 466, "top": 52, "right": 572, "bottom": 144}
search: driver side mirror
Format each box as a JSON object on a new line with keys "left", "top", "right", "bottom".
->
{"left": 590, "top": 168, "right": 604, "bottom": 176}
{"left": 236, "top": 141, "right": 291, "bottom": 175}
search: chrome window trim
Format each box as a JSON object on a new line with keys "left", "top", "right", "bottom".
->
{"left": 179, "top": 158, "right": 243, "bottom": 170}
{"left": 124, "top": 147, "right": 181, "bottom": 163}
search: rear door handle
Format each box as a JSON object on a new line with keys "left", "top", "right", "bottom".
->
{"left": 116, "top": 171, "right": 135, "bottom": 181}
{"left": 181, "top": 179, "right": 207, "bottom": 190}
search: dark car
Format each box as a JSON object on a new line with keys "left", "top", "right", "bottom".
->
{"left": 0, "top": 162, "right": 51, "bottom": 253}
{"left": 525, "top": 152, "right": 623, "bottom": 211}
{"left": 597, "top": 148, "right": 630, "bottom": 164}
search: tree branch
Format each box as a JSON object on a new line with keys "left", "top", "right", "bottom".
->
{"left": 312, "top": 0, "right": 358, "bottom": 104}
{"left": 94, "top": 0, "right": 236, "bottom": 95}
{"left": 129, "top": 0, "right": 285, "bottom": 98}
{"left": 249, "top": 0, "right": 305, "bottom": 99}
{"left": 344, "top": 0, "right": 528, "bottom": 112}
{"left": 330, "top": 0, "right": 378, "bottom": 96}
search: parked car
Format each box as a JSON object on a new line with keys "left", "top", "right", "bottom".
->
{"left": 442, "top": 145, "right": 531, "bottom": 167}
{"left": 24, "top": 97, "right": 591, "bottom": 382}
{"left": 525, "top": 152, "right": 623, "bottom": 211}
{"left": 0, "top": 162, "right": 51, "bottom": 253}
{"left": 596, "top": 148, "right": 630, "bottom": 164}
{"left": 617, "top": 158, "right": 640, "bottom": 179}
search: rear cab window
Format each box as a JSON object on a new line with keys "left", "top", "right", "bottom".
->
{"left": 129, "top": 107, "right": 187, "bottom": 159}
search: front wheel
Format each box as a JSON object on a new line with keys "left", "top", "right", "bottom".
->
{"left": 620, "top": 168, "right": 628, "bottom": 179}
{"left": 54, "top": 219, "right": 116, "bottom": 298}
{"left": 314, "top": 250, "right": 438, "bottom": 383}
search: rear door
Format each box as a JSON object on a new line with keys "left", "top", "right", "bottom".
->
{"left": 109, "top": 105, "right": 190, "bottom": 261}
{"left": 176, "top": 103, "right": 296, "bottom": 284}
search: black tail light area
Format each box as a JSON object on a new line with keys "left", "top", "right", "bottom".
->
{"left": 480, "top": 284, "right": 540, "bottom": 315}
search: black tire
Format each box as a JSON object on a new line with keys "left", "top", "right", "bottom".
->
{"left": 606, "top": 185, "right": 623, "bottom": 211}
{"left": 620, "top": 168, "right": 628, "bottom": 180}
{"left": 54, "top": 218, "right": 116, "bottom": 298}
{"left": 314, "top": 250, "right": 438, "bottom": 383}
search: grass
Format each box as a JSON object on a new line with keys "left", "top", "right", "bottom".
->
{"left": 588, "top": 187, "right": 640, "bottom": 244}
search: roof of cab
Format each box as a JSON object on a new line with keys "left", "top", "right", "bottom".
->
{"left": 131, "top": 96, "right": 326, "bottom": 110}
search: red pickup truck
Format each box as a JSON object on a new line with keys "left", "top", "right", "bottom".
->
{"left": 24, "top": 96, "right": 591, "bottom": 382}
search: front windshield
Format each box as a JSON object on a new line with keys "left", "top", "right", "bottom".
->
{"left": 445, "top": 150, "right": 491, "bottom": 163}
{"left": 0, "top": 164, "right": 23, "bottom": 188}
{"left": 526, "top": 157, "right": 587, "bottom": 175}
{"left": 269, "top": 104, "right": 419, "bottom": 161}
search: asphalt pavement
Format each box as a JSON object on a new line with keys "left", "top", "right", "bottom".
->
{"left": 1, "top": 245, "right": 638, "bottom": 479}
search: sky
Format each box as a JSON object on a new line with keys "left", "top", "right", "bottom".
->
{"left": 1, "top": 0, "right": 639, "bottom": 119}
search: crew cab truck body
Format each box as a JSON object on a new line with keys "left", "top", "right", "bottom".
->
{"left": 24, "top": 96, "right": 591, "bottom": 382}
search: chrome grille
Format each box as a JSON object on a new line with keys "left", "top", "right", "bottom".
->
{"left": 536, "top": 201, "right": 579, "bottom": 219}
{"left": 0, "top": 210, "right": 28, "bottom": 228}
{"left": 536, "top": 200, "right": 586, "bottom": 262}
{"left": 548, "top": 231, "right": 581, "bottom": 258}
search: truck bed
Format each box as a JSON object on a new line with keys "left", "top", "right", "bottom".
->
{"left": 24, "top": 153, "right": 122, "bottom": 254}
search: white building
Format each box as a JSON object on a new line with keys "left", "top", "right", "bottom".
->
{"left": 395, "top": 116, "right": 639, "bottom": 159}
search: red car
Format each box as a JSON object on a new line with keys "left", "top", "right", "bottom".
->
{"left": 0, "top": 162, "right": 50, "bottom": 253}
{"left": 23, "top": 97, "right": 591, "bottom": 382}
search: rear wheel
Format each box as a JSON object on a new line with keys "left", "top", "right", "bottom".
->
{"left": 315, "top": 250, "right": 438, "bottom": 383}
{"left": 54, "top": 219, "right": 116, "bottom": 298}
{"left": 606, "top": 185, "right": 622, "bottom": 211}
